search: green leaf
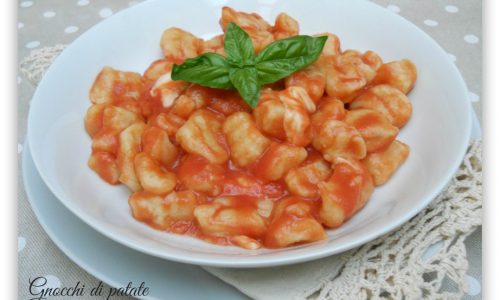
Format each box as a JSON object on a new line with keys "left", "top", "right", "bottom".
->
{"left": 229, "top": 67, "right": 260, "bottom": 108}
{"left": 224, "top": 22, "right": 255, "bottom": 66}
{"left": 169, "top": 23, "right": 327, "bottom": 109}
{"left": 171, "top": 53, "right": 233, "bottom": 89}
{"left": 255, "top": 35, "right": 327, "bottom": 84}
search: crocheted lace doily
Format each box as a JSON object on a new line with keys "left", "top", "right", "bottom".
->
{"left": 20, "top": 45, "right": 482, "bottom": 300}
{"left": 309, "top": 140, "right": 482, "bottom": 299}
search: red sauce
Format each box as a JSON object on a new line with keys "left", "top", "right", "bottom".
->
{"left": 89, "top": 151, "right": 119, "bottom": 184}
{"left": 221, "top": 169, "right": 287, "bottom": 200}
{"left": 91, "top": 128, "right": 120, "bottom": 155}
{"left": 209, "top": 90, "right": 252, "bottom": 116}
{"left": 328, "top": 163, "right": 362, "bottom": 218}
{"left": 88, "top": 74, "right": 379, "bottom": 249}
{"left": 263, "top": 196, "right": 322, "bottom": 248}
{"left": 86, "top": 28, "right": 403, "bottom": 249}
{"left": 349, "top": 110, "right": 382, "bottom": 131}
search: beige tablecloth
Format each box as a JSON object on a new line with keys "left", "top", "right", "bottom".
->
{"left": 17, "top": 1, "right": 482, "bottom": 299}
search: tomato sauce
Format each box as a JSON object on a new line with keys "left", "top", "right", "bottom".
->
{"left": 89, "top": 80, "right": 369, "bottom": 249}
{"left": 85, "top": 7, "right": 414, "bottom": 249}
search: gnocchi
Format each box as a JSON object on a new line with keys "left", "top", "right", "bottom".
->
{"left": 89, "top": 67, "right": 144, "bottom": 105}
{"left": 85, "top": 7, "right": 415, "bottom": 249}
{"left": 102, "top": 106, "right": 142, "bottom": 132}
{"left": 143, "top": 59, "right": 172, "bottom": 83}
{"left": 319, "top": 157, "right": 374, "bottom": 228}
{"left": 150, "top": 72, "right": 189, "bottom": 108}
{"left": 254, "top": 87, "right": 315, "bottom": 147}
{"left": 220, "top": 6, "right": 274, "bottom": 52}
{"left": 284, "top": 156, "right": 331, "bottom": 198}
{"left": 88, "top": 151, "right": 120, "bottom": 184}
{"left": 254, "top": 143, "right": 307, "bottom": 181}
{"left": 194, "top": 199, "right": 267, "bottom": 238}
{"left": 372, "top": 59, "right": 417, "bottom": 94}
{"left": 312, "top": 119, "right": 367, "bottom": 161}
{"left": 134, "top": 152, "right": 177, "bottom": 195}
{"left": 141, "top": 126, "right": 178, "bottom": 168}
{"left": 160, "top": 27, "right": 202, "bottom": 62}
{"left": 208, "top": 90, "right": 252, "bottom": 116}
{"left": 129, "top": 190, "right": 200, "bottom": 230}
{"left": 272, "top": 13, "right": 299, "bottom": 40}
{"left": 201, "top": 34, "right": 225, "bottom": 56}
{"left": 310, "top": 97, "right": 346, "bottom": 128}
{"left": 317, "top": 33, "right": 341, "bottom": 57}
{"left": 223, "top": 112, "right": 271, "bottom": 167}
{"left": 149, "top": 112, "right": 185, "bottom": 137}
{"left": 117, "top": 122, "right": 146, "bottom": 192}
{"left": 91, "top": 128, "right": 120, "bottom": 155}
{"left": 177, "top": 154, "right": 225, "bottom": 197}
{"left": 324, "top": 50, "right": 382, "bottom": 102}
{"left": 265, "top": 197, "right": 326, "bottom": 248}
{"left": 362, "top": 140, "right": 410, "bottom": 185}
{"left": 175, "top": 109, "right": 229, "bottom": 164}
{"left": 350, "top": 84, "right": 412, "bottom": 128}
{"left": 344, "top": 108, "right": 399, "bottom": 153}
{"left": 284, "top": 65, "right": 326, "bottom": 103}
{"left": 84, "top": 104, "right": 107, "bottom": 137}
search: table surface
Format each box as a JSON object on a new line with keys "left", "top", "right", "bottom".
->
{"left": 17, "top": 0, "right": 482, "bottom": 299}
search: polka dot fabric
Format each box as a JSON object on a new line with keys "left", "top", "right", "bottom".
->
{"left": 376, "top": 0, "right": 482, "bottom": 118}
{"left": 17, "top": 0, "right": 126, "bottom": 58}
{"left": 17, "top": 1, "right": 481, "bottom": 299}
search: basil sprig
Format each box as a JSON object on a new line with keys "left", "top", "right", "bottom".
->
{"left": 171, "top": 22, "right": 327, "bottom": 108}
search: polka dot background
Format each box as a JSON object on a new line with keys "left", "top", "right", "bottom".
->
{"left": 17, "top": 1, "right": 482, "bottom": 299}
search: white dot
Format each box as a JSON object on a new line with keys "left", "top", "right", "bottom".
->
{"left": 99, "top": 8, "right": 113, "bottom": 18}
{"left": 20, "top": 1, "right": 34, "bottom": 8}
{"left": 31, "top": 275, "right": 61, "bottom": 294}
{"left": 18, "top": 143, "right": 23, "bottom": 153}
{"left": 469, "top": 92, "right": 479, "bottom": 102}
{"left": 18, "top": 22, "right": 24, "bottom": 29}
{"left": 77, "top": 0, "right": 89, "bottom": 6}
{"left": 18, "top": 236, "right": 26, "bottom": 252}
{"left": 447, "top": 53, "right": 456, "bottom": 62}
{"left": 64, "top": 26, "right": 79, "bottom": 34}
{"left": 424, "top": 19, "right": 439, "bottom": 27}
{"left": 466, "top": 275, "right": 481, "bottom": 296}
{"left": 25, "top": 41, "right": 40, "bottom": 49}
{"left": 386, "top": 5, "right": 400, "bottom": 13}
{"left": 17, "top": 76, "right": 22, "bottom": 84}
{"left": 43, "top": 11, "right": 56, "bottom": 18}
{"left": 464, "top": 34, "right": 479, "bottom": 44}
{"left": 445, "top": 5, "right": 459, "bottom": 13}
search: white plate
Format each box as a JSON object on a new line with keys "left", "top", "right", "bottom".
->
{"left": 22, "top": 142, "right": 249, "bottom": 300}
{"left": 27, "top": 0, "right": 472, "bottom": 267}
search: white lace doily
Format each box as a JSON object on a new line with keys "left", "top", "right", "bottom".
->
{"left": 20, "top": 45, "right": 482, "bottom": 300}
{"left": 311, "top": 140, "right": 482, "bottom": 299}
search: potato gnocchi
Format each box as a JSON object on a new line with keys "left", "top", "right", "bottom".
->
{"left": 85, "top": 7, "right": 415, "bottom": 249}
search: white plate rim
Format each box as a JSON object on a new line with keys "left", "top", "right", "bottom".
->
{"left": 26, "top": 0, "right": 472, "bottom": 267}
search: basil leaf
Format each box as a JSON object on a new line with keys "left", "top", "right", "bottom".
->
{"left": 224, "top": 22, "right": 255, "bottom": 66}
{"left": 170, "top": 23, "right": 327, "bottom": 109}
{"left": 255, "top": 35, "right": 327, "bottom": 84}
{"left": 171, "top": 53, "right": 233, "bottom": 89}
{"left": 229, "top": 67, "right": 260, "bottom": 108}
